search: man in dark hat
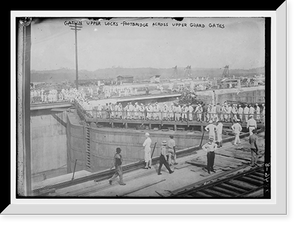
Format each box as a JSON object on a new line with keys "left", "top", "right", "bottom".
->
{"left": 109, "top": 147, "right": 126, "bottom": 185}
{"left": 158, "top": 141, "right": 174, "bottom": 175}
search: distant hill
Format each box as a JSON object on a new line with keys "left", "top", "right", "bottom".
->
{"left": 31, "top": 66, "right": 265, "bottom": 82}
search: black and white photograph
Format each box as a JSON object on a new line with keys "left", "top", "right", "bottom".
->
{"left": 7, "top": 6, "right": 288, "bottom": 215}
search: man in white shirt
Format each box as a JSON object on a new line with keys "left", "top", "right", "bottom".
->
{"left": 231, "top": 119, "right": 243, "bottom": 145}
{"left": 211, "top": 104, "right": 217, "bottom": 122}
{"left": 181, "top": 105, "right": 188, "bottom": 121}
{"left": 124, "top": 103, "right": 129, "bottom": 119}
{"left": 205, "top": 120, "right": 217, "bottom": 141}
{"left": 238, "top": 104, "right": 244, "bottom": 122}
{"left": 188, "top": 104, "right": 194, "bottom": 121}
{"left": 249, "top": 104, "right": 255, "bottom": 117}
{"left": 227, "top": 104, "right": 232, "bottom": 122}
{"left": 146, "top": 104, "right": 151, "bottom": 120}
{"left": 244, "top": 104, "right": 250, "bottom": 122}
{"left": 134, "top": 103, "right": 140, "bottom": 120}
{"left": 255, "top": 103, "right": 261, "bottom": 122}
{"left": 148, "top": 104, "right": 153, "bottom": 120}
{"left": 216, "top": 121, "right": 223, "bottom": 147}
{"left": 232, "top": 104, "right": 238, "bottom": 122}
{"left": 247, "top": 115, "right": 257, "bottom": 135}
{"left": 194, "top": 104, "right": 203, "bottom": 122}
{"left": 128, "top": 102, "right": 134, "bottom": 120}
{"left": 202, "top": 136, "right": 218, "bottom": 174}
{"left": 175, "top": 105, "right": 182, "bottom": 122}
{"left": 143, "top": 132, "right": 152, "bottom": 169}
{"left": 167, "top": 104, "right": 173, "bottom": 121}
{"left": 167, "top": 135, "right": 178, "bottom": 166}
{"left": 139, "top": 104, "right": 145, "bottom": 120}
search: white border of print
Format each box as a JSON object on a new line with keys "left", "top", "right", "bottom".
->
{"left": 6, "top": 5, "right": 286, "bottom": 215}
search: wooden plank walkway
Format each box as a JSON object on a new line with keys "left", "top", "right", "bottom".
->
{"left": 42, "top": 133, "right": 265, "bottom": 197}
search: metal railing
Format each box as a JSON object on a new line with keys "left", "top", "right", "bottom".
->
{"left": 74, "top": 102, "right": 265, "bottom": 124}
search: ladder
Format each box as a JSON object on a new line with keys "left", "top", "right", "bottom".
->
{"left": 85, "top": 126, "right": 91, "bottom": 170}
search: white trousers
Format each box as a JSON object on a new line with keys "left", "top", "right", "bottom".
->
{"left": 249, "top": 127, "right": 255, "bottom": 135}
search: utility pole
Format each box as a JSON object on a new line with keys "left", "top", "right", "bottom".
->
{"left": 69, "top": 22, "right": 82, "bottom": 89}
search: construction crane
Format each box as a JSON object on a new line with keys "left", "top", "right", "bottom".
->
{"left": 184, "top": 65, "right": 192, "bottom": 78}
{"left": 222, "top": 65, "right": 230, "bottom": 78}
{"left": 172, "top": 65, "right": 178, "bottom": 78}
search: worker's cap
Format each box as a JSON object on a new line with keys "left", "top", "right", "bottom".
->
{"left": 161, "top": 140, "right": 167, "bottom": 145}
{"left": 116, "top": 147, "right": 121, "bottom": 153}
{"left": 145, "top": 132, "right": 150, "bottom": 137}
{"left": 249, "top": 115, "right": 253, "bottom": 118}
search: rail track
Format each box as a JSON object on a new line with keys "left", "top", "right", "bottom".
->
{"left": 171, "top": 166, "right": 266, "bottom": 198}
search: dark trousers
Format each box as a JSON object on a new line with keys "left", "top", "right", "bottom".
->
{"left": 250, "top": 148, "right": 258, "bottom": 165}
{"left": 109, "top": 166, "right": 124, "bottom": 184}
{"left": 158, "top": 155, "right": 172, "bottom": 173}
{"left": 207, "top": 152, "right": 215, "bottom": 172}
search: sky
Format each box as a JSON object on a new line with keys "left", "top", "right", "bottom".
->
{"left": 31, "top": 17, "right": 265, "bottom": 71}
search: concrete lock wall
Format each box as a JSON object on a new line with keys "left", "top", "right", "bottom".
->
{"left": 89, "top": 129, "right": 201, "bottom": 171}
{"left": 30, "top": 110, "right": 68, "bottom": 179}
{"left": 67, "top": 115, "right": 202, "bottom": 173}
{"left": 67, "top": 121, "right": 86, "bottom": 173}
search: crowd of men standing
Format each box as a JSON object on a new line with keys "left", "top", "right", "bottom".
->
{"left": 30, "top": 88, "right": 86, "bottom": 103}
{"left": 82, "top": 101, "right": 265, "bottom": 124}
